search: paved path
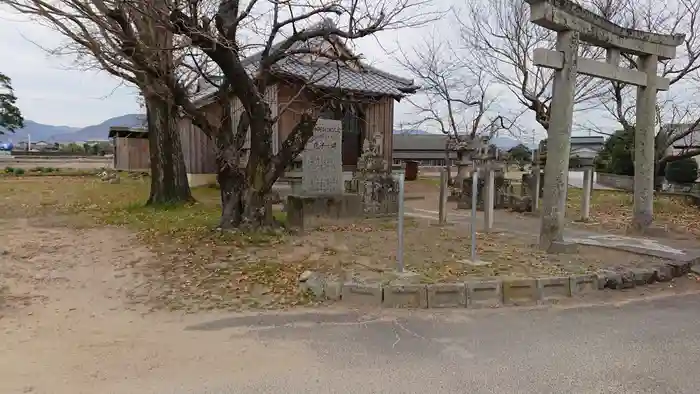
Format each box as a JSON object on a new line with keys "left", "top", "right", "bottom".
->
{"left": 568, "top": 170, "right": 616, "bottom": 190}
{"left": 405, "top": 207, "right": 700, "bottom": 260}
{"left": 163, "top": 294, "right": 700, "bottom": 393}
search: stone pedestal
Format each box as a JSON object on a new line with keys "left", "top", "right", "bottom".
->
{"left": 286, "top": 194, "right": 363, "bottom": 231}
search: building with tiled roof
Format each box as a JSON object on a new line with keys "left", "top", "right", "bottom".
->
{"left": 174, "top": 22, "right": 418, "bottom": 186}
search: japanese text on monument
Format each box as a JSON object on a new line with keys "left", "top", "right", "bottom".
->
{"left": 302, "top": 118, "right": 343, "bottom": 194}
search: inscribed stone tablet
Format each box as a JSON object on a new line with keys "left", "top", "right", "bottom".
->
{"left": 302, "top": 118, "right": 343, "bottom": 194}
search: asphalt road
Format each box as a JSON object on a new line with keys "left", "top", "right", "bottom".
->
{"left": 155, "top": 293, "right": 700, "bottom": 394}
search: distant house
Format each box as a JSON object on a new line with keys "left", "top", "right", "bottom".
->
{"left": 392, "top": 134, "right": 457, "bottom": 167}
{"left": 538, "top": 135, "right": 604, "bottom": 167}
{"left": 15, "top": 141, "right": 28, "bottom": 151}
{"left": 661, "top": 123, "right": 700, "bottom": 163}
{"left": 33, "top": 140, "right": 50, "bottom": 150}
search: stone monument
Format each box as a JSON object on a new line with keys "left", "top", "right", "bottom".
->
{"left": 302, "top": 118, "right": 343, "bottom": 195}
{"left": 287, "top": 118, "right": 363, "bottom": 231}
{"left": 525, "top": 0, "right": 684, "bottom": 250}
{"left": 355, "top": 131, "right": 399, "bottom": 216}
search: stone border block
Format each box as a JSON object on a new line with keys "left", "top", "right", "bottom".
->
{"left": 502, "top": 278, "right": 540, "bottom": 305}
{"left": 630, "top": 268, "right": 656, "bottom": 286}
{"left": 537, "top": 277, "right": 572, "bottom": 303}
{"left": 618, "top": 270, "right": 636, "bottom": 289}
{"left": 427, "top": 283, "right": 467, "bottom": 308}
{"left": 570, "top": 274, "right": 597, "bottom": 294}
{"left": 654, "top": 265, "right": 674, "bottom": 282}
{"left": 691, "top": 265, "right": 700, "bottom": 276}
{"left": 594, "top": 272, "right": 607, "bottom": 289}
{"left": 665, "top": 261, "right": 691, "bottom": 277}
{"left": 382, "top": 284, "right": 428, "bottom": 308}
{"left": 600, "top": 270, "right": 623, "bottom": 289}
{"left": 466, "top": 280, "right": 502, "bottom": 308}
{"left": 324, "top": 280, "right": 343, "bottom": 301}
{"left": 341, "top": 282, "right": 383, "bottom": 306}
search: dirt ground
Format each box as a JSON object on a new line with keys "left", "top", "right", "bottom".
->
{"left": 1, "top": 216, "right": 699, "bottom": 394}
{"left": 0, "top": 217, "right": 318, "bottom": 394}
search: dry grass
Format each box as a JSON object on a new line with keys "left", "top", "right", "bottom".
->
{"left": 0, "top": 175, "right": 299, "bottom": 311}
{"left": 412, "top": 175, "right": 700, "bottom": 238}
{"left": 566, "top": 188, "right": 700, "bottom": 237}
{"left": 1, "top": 174, "right": 692, "bottom": 312}
{"left": 302, "top": 220, "right": 667, "bottom": 285}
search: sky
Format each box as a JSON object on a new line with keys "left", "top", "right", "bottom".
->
{"left": 0, "top": 11, "right": 141, "bottom": 128}
{"left": 0, "top": 1, "right": 620, "bottom": 141}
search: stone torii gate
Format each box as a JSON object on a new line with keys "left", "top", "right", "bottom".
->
{"left": 524, "top": 0, "right": 685, "bottom": 251}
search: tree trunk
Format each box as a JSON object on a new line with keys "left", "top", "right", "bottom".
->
{"left": 217, "top": 163, "right": 244, "bottom": 228}
{"left": 145, "top": 94, "right": 193, "bottom": 205}
{"left": 214, "top": 110, "right": 273, "bottom": 230}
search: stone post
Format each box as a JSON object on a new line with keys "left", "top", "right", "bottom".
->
{"left": 539, "top": 31, "right": 579, "bottom": 251}
{"left": 439, "top": 168, "right": 448, "bottom": 224}
{"left": 581, "top": 167, "right": 593, "bottom": 221}
{"left": 632, "top": 54, "right": 659, "bottom": 231}
{"left": 531, "top": 166, "right": 541, "bottom": 211}
{"left": 484, "top": 169, "right": 495, "bottom": 231}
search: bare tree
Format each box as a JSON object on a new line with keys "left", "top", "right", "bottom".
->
{"left": 458, "top": 0, "right": 609, "bottom": 133}
{"left": 396, "top": 36, "right": 520, "bottom": 183}
{"left": 5, "top": 0, "right": 436, "bottom": 229}
{"left": 2, "top": 0, "right": 197, "bottom": 204}
{"left": 592, "top": 0, "right": 700, "bottom": 178}
{"left": 158, "top": 0, "right": 438, "bottom": 229}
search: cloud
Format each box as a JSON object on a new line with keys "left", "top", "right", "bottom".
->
{"left": 0, "top": 1, "right": 620, "bottom": 140}
{"left": 0, "top": 10, "right": 140, "bottom": 127}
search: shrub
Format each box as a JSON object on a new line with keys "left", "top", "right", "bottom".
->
{"left": 31, "top": 166, "right": 44, "bottom": 173}
{"left": 13, "top": 168, "right": 25, "bottom": 176}
{"left": 4, "top": 167, "right": 14, "bottom": 174}
{"left": 41, "top": 167, "right": 55, "bottom": 173}
{"left": 665, "top": 158, "right": 699, "bottom": 184}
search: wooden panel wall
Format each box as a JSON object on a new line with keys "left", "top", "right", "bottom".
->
{"left": 114, "top": 137, "right": 149, "bottom": 171}
{"left": 129, "top": 138, "right": 150, "bottom": 170}
{"left": 178, "top": 110, "right": 217, "bottom": 174}
{"left": 365, "top": 96, "right": 395, "bottom": 167}
{"left": 277, "top": 82, "right": 315, "bottom": 146}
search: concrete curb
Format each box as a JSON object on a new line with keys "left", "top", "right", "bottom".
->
{"left": 312, "top": 258, "right": 699, "bottom": 309}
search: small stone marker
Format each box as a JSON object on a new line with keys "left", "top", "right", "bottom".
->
{"left": 458, "top": 259, "right": 491, "bottom": 267}
{"left": 302, "top": 118, "right": 343, "bottom": 195}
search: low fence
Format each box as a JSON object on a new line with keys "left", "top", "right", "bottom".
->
{"left": 10, "top": 151, "right": 106, "bottom": 157}
{"left": 596, "top": 173, "right": 634, "bottom": 191}
{"left": 596, "top": 172, "right": 700, "bottom": 197}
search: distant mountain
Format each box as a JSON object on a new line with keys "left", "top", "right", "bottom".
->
{"left": 53, "top": 114, "right": 145, "bottom": 142}
{"left": 0, "top": 121, "right": 80, "bottom": 142}
{"left": 0, "top": 114, "right": 144, "bottom": 143}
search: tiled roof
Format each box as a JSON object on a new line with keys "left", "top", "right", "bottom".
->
{"left": 268, "top": 56, "right": 418, "bottom": 97}
{"left": 194, "top": 21, "right": 418, "bottom": 103}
